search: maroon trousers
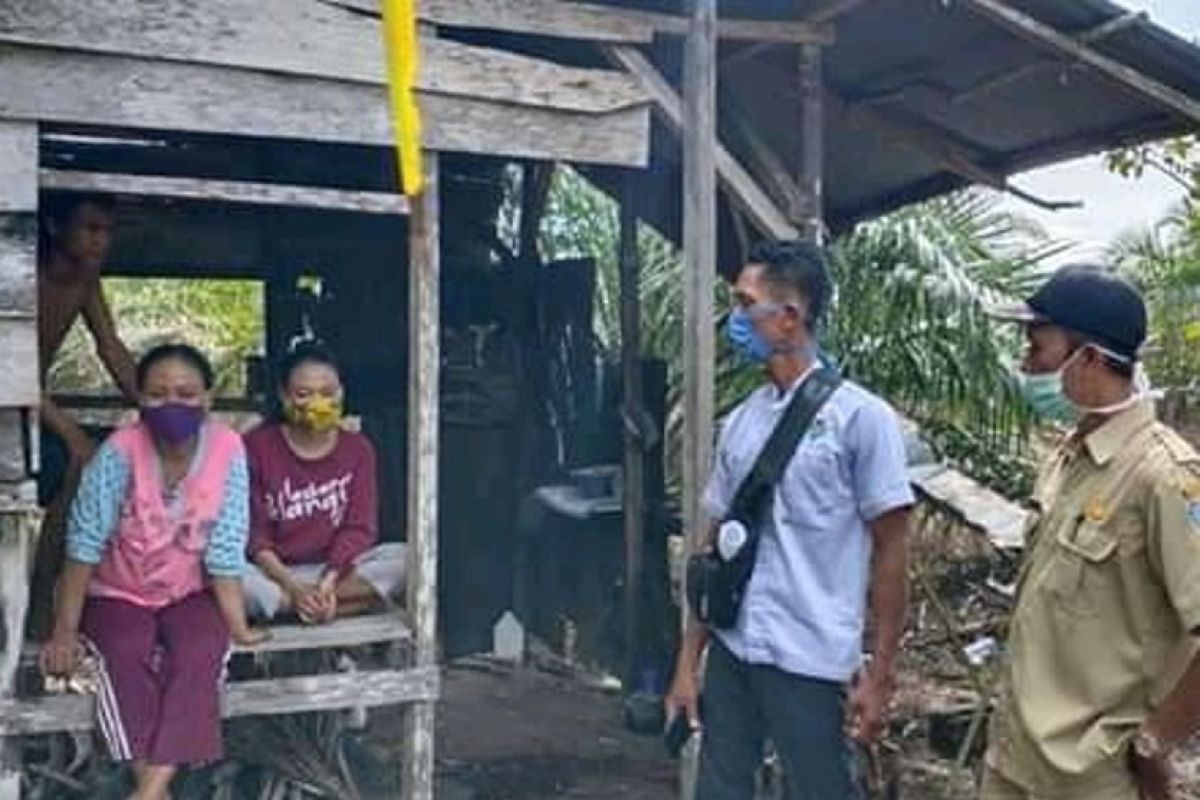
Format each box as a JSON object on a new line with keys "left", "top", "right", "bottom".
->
{"left": 81, "top": 592, "right": 229, "bottom": 765}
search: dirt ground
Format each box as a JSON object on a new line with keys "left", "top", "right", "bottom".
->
{"left": 366, "top": 659, "right": 982, "bottom": 800}
{"left": 372, "top": 662, "right": 676, "bottom": 800}
{"left": 363, "top": 654, "right": 1198, "bottom": 800}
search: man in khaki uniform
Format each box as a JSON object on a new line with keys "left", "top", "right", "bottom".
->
{"left": 984, "top": 265, "right": 1200, "bottom": 800}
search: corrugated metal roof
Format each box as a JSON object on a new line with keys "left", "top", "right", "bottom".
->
{"left": 578, "top": 0, "right": 1200, "bottom": 248}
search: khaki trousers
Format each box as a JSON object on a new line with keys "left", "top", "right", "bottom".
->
{"left": 979, "top": 765, "right": 1139, "bottom": 800}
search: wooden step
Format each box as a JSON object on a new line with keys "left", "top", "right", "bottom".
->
{"left": 22, "top": 611, "right": 412, "bottom": 665}
{"left": 0, "top": 665, "right": 439, "bottom": 736}
{"left": 235, "top": 611, "right": 412, "bottom": 654}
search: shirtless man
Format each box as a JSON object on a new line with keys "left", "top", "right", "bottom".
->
{"left": 28, "top": 193, "right": 138, "bottom": 638}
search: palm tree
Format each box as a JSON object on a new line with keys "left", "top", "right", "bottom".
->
{"left": 825, "top": 192, "right": 1064, "bottom": 496}
{"left": 1109, "top": 201, "right": 1200, "bottom": 396}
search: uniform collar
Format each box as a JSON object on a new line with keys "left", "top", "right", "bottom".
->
{"left": 773, "top": 362, "right": 820, "bottom": 404}
{"left": 1079, "top": 400, "right": 1156, "bottom": 466}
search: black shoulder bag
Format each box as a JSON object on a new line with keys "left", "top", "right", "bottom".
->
{"left": 685, "top": 368, "right": 841, "bottom": 630}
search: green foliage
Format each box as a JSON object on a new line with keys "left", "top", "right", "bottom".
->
{"left": 49, "top": 278, "right": 265, "bottom": 396}
{"left": 1109, "top": 201, "right": 1200, "bottom": 391}
{"left": 825, "top": 192, "right": 1061, "bottom": 495}
{"left": 538, "top": 167, "right": 1049, "bottom": 498}
{"left": 1107, "top": 136, "right": 1200, "bottom": 196}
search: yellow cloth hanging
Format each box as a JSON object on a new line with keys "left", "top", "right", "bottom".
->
{"left": 381, "top": 0, "right": 424, "bottom": 197}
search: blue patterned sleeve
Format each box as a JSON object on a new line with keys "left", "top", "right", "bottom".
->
{"left": 66, "top": 442, "right": 130, "bottom": 564}
{"left": 205, "top": 453, "right": 250, "bottom": 577}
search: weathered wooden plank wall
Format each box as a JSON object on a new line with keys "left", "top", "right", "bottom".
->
{"left": 0, "top": 0, "right": 831, "bottom": 56}
{"left": 0, "top": 45, "right": 648, "bottom": 167}
{"left": 0, "top": 121, "right": 38, "bottom": 410}
{"left": 41, "top": 170, "right": 411, "bottom": 216}
{"left": 0, "top": 0, "right": 644, "bottom": 101}
{"left": 0, "top": 0, "right": 652, "bottom": 166}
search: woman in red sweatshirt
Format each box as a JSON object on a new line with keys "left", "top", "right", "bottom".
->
{"left": 242, "top": 342, "right": 405, "bottom": 623}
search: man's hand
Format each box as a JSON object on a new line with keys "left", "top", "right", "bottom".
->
{"left": 40, "top": 629, "right": 82, "bottom": 677}
{"left": 846, "top": 671, "right": 891, "bottom": 744}
{"left": 664, "top": 664, "right": 702, "bottom": 730}
{"left": 1130, "top": 749, "right": 1173, "bottom": 800}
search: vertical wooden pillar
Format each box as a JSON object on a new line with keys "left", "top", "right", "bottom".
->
{"left": 0, "top": 122, "right": 39, "bottom": 412}
{"left": 798, "top": 43, "right": 825, "bottom": 243}
{"left": 402, "top": 150, "right": 439, "bottom": 800}
{"left": 0, "top": 118, "right": 39, "bottom": 800}
{"left": 681, "top": 0, "right": 717, "bottom": 586}
{"left": 618, "top": 176, "right": 645, "bottom": 689}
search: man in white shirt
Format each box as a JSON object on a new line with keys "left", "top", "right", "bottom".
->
{"left": 665, "top": 240, "right": 914, "bottom": 799}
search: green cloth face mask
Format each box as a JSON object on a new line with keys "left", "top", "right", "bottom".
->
{"left": 1019, "top": 367, "right": 1078, "bottom": 424}
{"left": 1019, "top": 345, "right": 1142, "bottom": 424}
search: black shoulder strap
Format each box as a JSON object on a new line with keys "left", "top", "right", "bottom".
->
{"left": 726, "top": 367, "right": 842, "bottom": 525}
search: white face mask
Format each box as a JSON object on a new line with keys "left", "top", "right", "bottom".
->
{"left": 1019, "top": 344, "right": 1151, "bottom": 422}
{"left": 1069, "top": 345, "right": 1152, "bottom": 417}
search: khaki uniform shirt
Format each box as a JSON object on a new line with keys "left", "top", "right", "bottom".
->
{"left": 988, "top": 401, "right": 1200, "bottom": 796}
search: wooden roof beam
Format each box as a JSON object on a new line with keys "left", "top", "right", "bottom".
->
{"left": 830, "top": 91, "right": 1081, "bottom": 211}
{"left": 41, "top": 169, "right": 411, "bottom": 215}
{"left": 952, "top": 10, "right": 1148, "bottom": 105}
{"left": 630, "top": 9, "right": 834, "bottom": 44}
{"left": 607, "top": 44, "right": 798, "bottom": 240}
{"left": 958, "top": 0, "right": 1200, "bottom": 125}
{"left": 717, "top": 1, "right": 856, "bottom": 68}
{"left": 805, "top": 0, "right": 874, "bottom": 25}
{"left": 325, "top": 0, "right": 834, "bottom": 44}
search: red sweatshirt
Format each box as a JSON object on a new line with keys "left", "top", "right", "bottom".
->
{"left": 244, "top": 424, "right": 378, "bottom": 576}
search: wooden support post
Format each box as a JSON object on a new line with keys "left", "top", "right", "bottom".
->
{"left": 607, "top": 44, "right": 797, "bottom": 240}
{"left": 958, "top": 0, "right": 1200, "bottom": 125}
{"left": 0, "top": 122, "right": 39, "bottom": 411}
{"left": 618, "top": 176, "right": 645, "bottom": 689}
{"left": 681, "top": 0, "right": 717, "bottom": 611}
{"left": 1, "top": 508, "right": 38, "bottom": 800}
{"left": 403, "top": 149, "right": 440, "bottom": 800}
{"left": 797, "top": 43, "right": 825, "bottom": 243}
{"left": 1, "top": 118, "right": 39, "bottom": 800}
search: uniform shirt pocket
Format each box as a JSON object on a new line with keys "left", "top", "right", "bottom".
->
{"left": 1046, "top": 519, "right": 1120, "bottom": 618}
{"left": 779, "top": 437, "right": 851, "bottom": 521}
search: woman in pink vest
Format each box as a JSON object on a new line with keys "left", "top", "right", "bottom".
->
{"left": 40, "top": 343, "right": 264, "bottom": 800}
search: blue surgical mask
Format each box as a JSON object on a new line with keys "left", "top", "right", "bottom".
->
{"left": 727, "top": 307, "right": 773, "bottom": 363}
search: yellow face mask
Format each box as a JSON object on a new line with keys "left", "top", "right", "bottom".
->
{"left": 284, "top": 396, "right": 343, "bottom": 433}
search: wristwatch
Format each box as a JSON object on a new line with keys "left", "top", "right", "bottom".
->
{"left": 1132, "top": 729, "right": 1167, "bottom": 760}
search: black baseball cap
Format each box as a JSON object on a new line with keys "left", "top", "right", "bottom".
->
{"left": 989, "top": 265, "right": 1147, "bottom": 360}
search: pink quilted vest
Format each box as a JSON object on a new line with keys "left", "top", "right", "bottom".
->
{"left": 89, "top": 421, "right": 244, "bottom": 609}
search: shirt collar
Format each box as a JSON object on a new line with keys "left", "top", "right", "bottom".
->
{"left": 1079, "top": 400, "right": 1156, "bottom": 466}
{"left": 773, "top": 362, "right": 820, "bottom": 405}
